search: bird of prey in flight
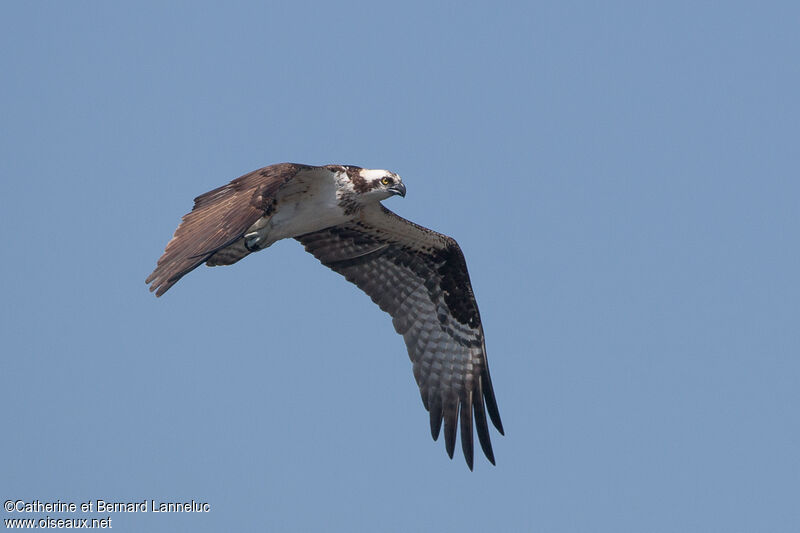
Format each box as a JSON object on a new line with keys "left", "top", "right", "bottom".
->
{"left": 146, "top": 163, "right": 504, "bottom": 469}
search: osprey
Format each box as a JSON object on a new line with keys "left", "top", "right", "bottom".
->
{"left": 146, "top": 163, "right": 504, "bottom": 469}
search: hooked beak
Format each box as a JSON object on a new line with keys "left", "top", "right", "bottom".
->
{"left": 388, "top": 182, "right": 406, "bottom": 197}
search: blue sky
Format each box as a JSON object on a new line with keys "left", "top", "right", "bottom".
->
{"left": 2, "top": 1, "right": 798, "bottom": 531}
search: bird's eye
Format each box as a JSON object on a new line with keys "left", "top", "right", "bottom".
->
{"left": 381, "top": 177, "right": 392, "bottom": 185}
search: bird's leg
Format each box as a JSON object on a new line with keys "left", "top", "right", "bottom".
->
{"left": 244, "top": 231, "right": 268, "bottom": 252}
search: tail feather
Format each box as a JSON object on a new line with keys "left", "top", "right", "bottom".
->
{"left": 205, "top": 239, "right": 252, "bottom": 267}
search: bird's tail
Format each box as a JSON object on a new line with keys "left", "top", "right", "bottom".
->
{"left": 205, "top": 238, "right": 252, "bottom": 266}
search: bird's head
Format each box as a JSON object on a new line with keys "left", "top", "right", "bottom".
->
{"left": 339, "top": 166, "right": 406, "bottom": 202}
{"left": 362, "top": 168, "right": 406, "bottom": 200}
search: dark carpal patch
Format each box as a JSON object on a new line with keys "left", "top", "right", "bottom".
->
{"left": 436, "top": 244, "right": 481, "bottom": 328}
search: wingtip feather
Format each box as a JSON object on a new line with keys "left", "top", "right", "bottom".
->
{"left": 428, "top": 391, "right": 443, "bottom": 441}
{"left": 473, "top": 377, "right": 497, "bottom": 465}
{"left": 460, "top": 393, "right": 474, "bottom": 470}
{"left": 443, "top": 403, "right": 458, "bottom": 459}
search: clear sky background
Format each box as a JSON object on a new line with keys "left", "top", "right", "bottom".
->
{"left": 2, "top": 2, "right": 798, "bottom": 532}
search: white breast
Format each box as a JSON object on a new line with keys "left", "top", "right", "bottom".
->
{"left": 249, "top": 168, "right": 350, "bottom": 246}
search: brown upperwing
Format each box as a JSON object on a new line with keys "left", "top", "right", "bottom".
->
{"left": 146, "top": 163, "right": 310, "bottom": 296}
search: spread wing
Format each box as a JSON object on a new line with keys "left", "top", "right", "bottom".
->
{"left": 146, "top": 163, "right": 309, "bottom": 296}
{"left": 296, "top": 205, "right": 504, "bottom": 469}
